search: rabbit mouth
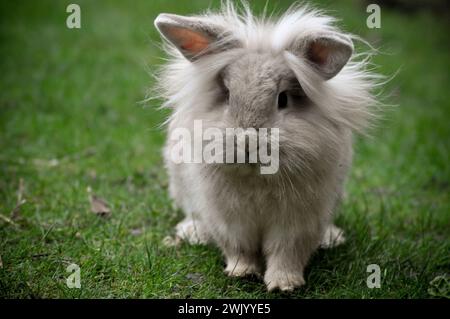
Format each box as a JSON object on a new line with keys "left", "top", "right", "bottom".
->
{"left": 167, "top": 120, "right": 280, "bottom": 174}
{"left": 209, "top": 159, "right": 280, "bottom": 177}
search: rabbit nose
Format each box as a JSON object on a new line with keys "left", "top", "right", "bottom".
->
{"left": 229, "top": 91, "right": 275, "bottom": 128}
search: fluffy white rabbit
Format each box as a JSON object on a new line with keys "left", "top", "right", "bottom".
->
{"left": 154, "top": 2, "right": 382, "bottom": 291}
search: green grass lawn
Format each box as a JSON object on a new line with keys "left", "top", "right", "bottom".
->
{"left": 0, "top": 0, "right": 449, "bottom": 298}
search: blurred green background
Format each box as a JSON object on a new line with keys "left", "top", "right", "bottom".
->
{"left": 0, "top": 0, "right": 449, "bottom": 298}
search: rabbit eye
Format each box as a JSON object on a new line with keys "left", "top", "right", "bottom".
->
{"left": 218, "top": 72, "right": 230, "bottom": 103}
{"left": 224, "top": 87, "right": 230, "bottom": 101}
{"left": 278, "top": 91, "right": 288, "bottom": 109}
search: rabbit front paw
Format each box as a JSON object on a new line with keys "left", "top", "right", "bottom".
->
{"left": 224, "top": 256, "right": 261, "bottom": 278}
{"left": 175, "top": 218, "right": 210, "bottom": 245}
{"left": 264, "top": 269, "right": 305, "bottom": 292}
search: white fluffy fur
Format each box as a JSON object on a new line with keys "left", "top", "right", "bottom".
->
{"left": 154, "top": 2, "right": 383, "bottom": 291}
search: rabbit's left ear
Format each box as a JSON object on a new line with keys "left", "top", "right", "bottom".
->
{"left": 291, "top": 33, "right": 354, "bottom": 80}
{"left": 155, "top": 13, "right": 236, "bottom": 61}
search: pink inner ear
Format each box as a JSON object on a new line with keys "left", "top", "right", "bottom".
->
{"left": 308, "top": 41, "right": 330, "bottom": 66}
{"left": 167, "top": 27, "right": 210, "bottom": 54}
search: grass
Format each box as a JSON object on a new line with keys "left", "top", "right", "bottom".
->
{"left": 0, "top": 0, "right": 449, "bottom": 299}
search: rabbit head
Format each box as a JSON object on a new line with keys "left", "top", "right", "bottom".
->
{"left": 154, "top": 3, "right": 380, "bottom": 177}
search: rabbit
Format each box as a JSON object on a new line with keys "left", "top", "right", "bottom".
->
{"left": 153, "top": 2, "right": 382, "bottom": 291}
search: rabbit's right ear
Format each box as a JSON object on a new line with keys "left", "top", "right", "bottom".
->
{"left": 154, "top": 13, "right": 236, "bottom": 61}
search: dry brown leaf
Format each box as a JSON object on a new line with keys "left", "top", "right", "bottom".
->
{"left": 89, "top": 194, "right": 111, "bottom": 217}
